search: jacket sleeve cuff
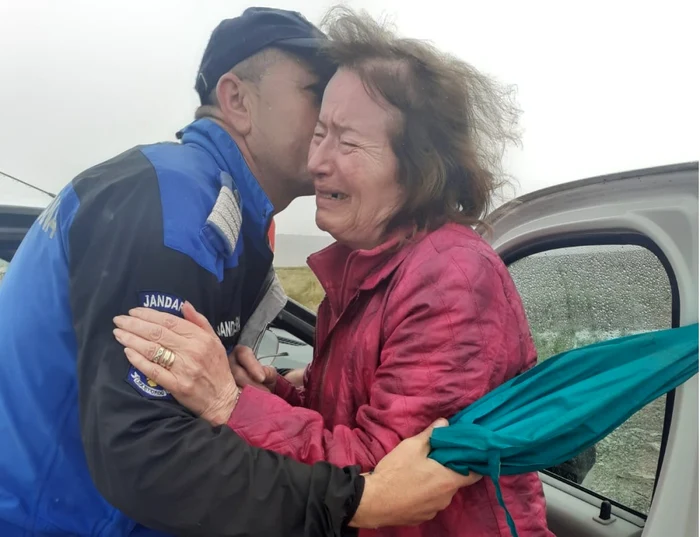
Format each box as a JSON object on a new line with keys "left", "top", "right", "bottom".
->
{"left": 227, "top": 385, "right": 291, "bottom": 432}
{"left": 273, "top": 374, "right": 300, "bottom": 403}
{"left": 342, "top": 470, "right": 365, "bottom": 534}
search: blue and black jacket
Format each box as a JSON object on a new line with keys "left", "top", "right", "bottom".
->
{"left": 0, "top": 119, "right": 362, "bottom": 536}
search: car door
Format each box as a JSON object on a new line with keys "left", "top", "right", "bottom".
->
{"left": 0, "top": 204, "right": 43, "bottom": 279}
{"left": 482, "top": 161, "right": 698, "bottom": 537}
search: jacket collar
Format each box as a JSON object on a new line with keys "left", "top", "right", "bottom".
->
{"left": 179, "top": 119, "right": 274, "bottom": 240}
{"left": 308, "top": 227, "right": 424, "bottom": 317}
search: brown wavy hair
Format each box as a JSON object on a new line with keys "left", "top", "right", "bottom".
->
{"left": 320, "top": 7, "right": 521, "bottom": 232}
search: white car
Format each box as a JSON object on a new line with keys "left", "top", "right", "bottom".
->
{"left": 1, "top": 161, "right": 697, "bottom": 537}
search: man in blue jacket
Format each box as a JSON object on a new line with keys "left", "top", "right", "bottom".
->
{"left": 0, "top": 7, "right": 476, "bottom": 537}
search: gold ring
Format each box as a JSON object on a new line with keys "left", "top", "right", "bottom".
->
{"left": 152, "top": 346, "right": 166, "bottom": 365}
{"left": 161, "top": 349, "right": 176, "bottom": 370}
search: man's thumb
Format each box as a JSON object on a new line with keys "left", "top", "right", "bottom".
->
{"left": 417, "top": 418, "right": 449, "bottom": 440}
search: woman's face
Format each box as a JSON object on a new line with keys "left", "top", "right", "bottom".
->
{"left": 308, "top": 68, "right": 404, "bottom": 250}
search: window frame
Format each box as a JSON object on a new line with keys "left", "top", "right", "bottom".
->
{"left": 275, "top": 299, "right": 317, "bottom": 345}
{"left": 500, "top": 230, "right": 680, "bottom": 520}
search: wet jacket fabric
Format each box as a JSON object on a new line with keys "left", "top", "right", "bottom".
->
{"left": 430, "top": 322, "right": 699, "bottom": 537}
{"left": 227, "top": 222, "right": 554, "bottom": 537}
{"left": 0, "top": 118, "right": 363, "bottom": 537}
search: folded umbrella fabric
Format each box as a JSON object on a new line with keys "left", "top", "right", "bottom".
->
{"left": 430, "top": 323, "right": 699, "bottom": 537}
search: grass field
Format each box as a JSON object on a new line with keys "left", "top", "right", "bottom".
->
{"left": 276, "top": 267, "right": 325, "bottom": 311}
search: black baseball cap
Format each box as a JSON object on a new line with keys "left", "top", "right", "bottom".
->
{"left": 195, "top": 7, "right": 335, "bottom": 104}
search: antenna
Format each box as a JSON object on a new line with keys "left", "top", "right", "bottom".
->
{"left": 0, "top": 169, "right": 56, "bottom": 199}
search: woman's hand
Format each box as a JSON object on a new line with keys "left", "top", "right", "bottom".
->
{"left": 229, "top": 345, "right": 278, "bottom": 393}
{"left": 112, "top": 302, "right": 239, "bottom": 426}
{"left": 281, "top": 368, "right": 305, "bottom": 388}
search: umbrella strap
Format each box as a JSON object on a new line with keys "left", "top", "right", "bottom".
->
{"left": 488, "top": 450, "right": 518, "bottom": 537}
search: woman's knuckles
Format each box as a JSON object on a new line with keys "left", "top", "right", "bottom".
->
{"left": 147, "top": 343, "right": 159, "bottom": 360}
{"left": 202, "top": 342, "right": 216, "bottom": 359}
{"left": 206, "top": 335, "right": 223, "bottom": 353}
{"left": 148, "top": 325, "right": 164, "bottom": 342}
{"left": 179, "top": 379, "right": 195, "bottom": 397}
{"left": 186, "top": 341, "right": 206, "bottom": 362}
{"left": 162, "top": 316, "right": 179, "bottom": 331}
{"left": 149, "top": 365, "right": 162, "bottom": 383}
{"left": 188, "top": 365, "right": 204, "bottom": 381}
{"left": 187, "top": 336, "right": 219, "bottom": 364}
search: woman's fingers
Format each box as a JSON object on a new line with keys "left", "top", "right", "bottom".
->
{"left": 124, "top": 308, "right": 196, "bottom": 338}
{"left": 231, "top": 361, "right": 269, "bottom": 392}
{"left": 123, "top": 347, "right": 177, "bottom": 392}
{"left": 284, "top": 368, "right": 305, "bottom": 388}
{"left": 261, "top": 365, "right": 277, "bottom": 385}
{"left": 182, "top": 301, "right": 218, "bottom": 338}
{"left": 118, "top": 308, "right": 222, "bottom": 368}
{"left": 114, "top": 327, "right": 167, "bottom": 364}
{"left": 114, "top": 314, "right": 188, "bottom": 354}
{"left": 231, "top": 362, "right": 253, "bottom": 385}
{"left": 127, "top": 304, "right": 218, "bottom": 341}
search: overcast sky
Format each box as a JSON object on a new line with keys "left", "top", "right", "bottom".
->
{"left": 0, "top": 0, "right": 697, "bottom": 234}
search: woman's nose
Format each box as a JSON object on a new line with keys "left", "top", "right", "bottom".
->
{"left": 307, "top": 138, "right": 332, "bottom": 177}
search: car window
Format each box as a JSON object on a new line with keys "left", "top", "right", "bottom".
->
{"left": 508, "top": 242, "right": 674, "bottom": 515}
{"left": 265, "top": 328, "right": 314, "bottom": 370}
{"left": 273, "top": 266, "right": 321, "bottom": 370}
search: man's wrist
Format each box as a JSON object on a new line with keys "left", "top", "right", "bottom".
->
{"left": 348, "top": 473, "right": 382, "bottom": 529}
{"left": 342, "top": 471, "right": 366, "bottom": 530}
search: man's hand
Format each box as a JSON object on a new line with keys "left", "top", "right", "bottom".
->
{"left": 229, "top": 345, "right": 278, "bottom": 392}
{"left": 350, "top": 419, "right": 481, "bottom": 528}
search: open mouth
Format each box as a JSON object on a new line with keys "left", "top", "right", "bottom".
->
{"left": 316, "top": 190, "right": 348, "bottom": 201}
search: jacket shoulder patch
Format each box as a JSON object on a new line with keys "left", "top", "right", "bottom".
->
{"left": 205, "top": 171, "right": 242, "bottom": 257}
{"left": 125, "top": 366, "right": 172, "bottom": 400}
{"left": 138, "top": 291, "right": 185, "bottom": 317}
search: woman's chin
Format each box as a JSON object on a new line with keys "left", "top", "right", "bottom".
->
{"left": 315, "top": 212, "right": 331, "bottom": 233}
{"left": 315, "top": 214, "right": 342, "bottom": 242}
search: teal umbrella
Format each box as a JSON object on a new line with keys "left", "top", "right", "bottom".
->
{"left": 430, "top": 323, "right": 699, "bottom": 537}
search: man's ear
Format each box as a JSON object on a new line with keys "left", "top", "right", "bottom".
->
{"left": 216, "top": 72, "right": 254, "bottom": 135}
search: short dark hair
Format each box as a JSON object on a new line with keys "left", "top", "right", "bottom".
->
{"left": 195, "top": 7, "right": 331, "bottom": 104}
{"left": 193, "top": 47, "right": 331, "bottom": 122}
{"left": 320, "top": 7, "right": 521, "bottom": 232}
